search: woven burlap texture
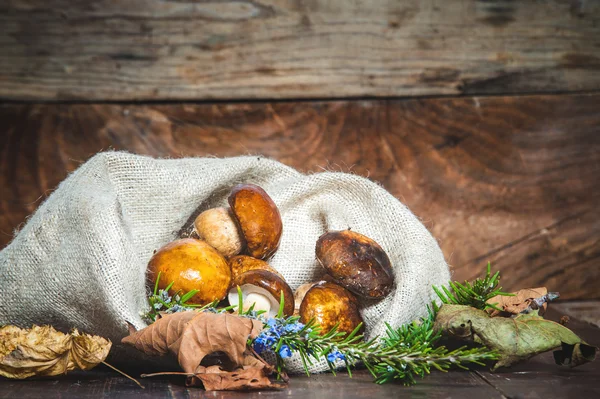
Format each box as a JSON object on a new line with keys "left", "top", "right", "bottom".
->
{"left": 0, "top": 152, "right": 449, "bottom": 373}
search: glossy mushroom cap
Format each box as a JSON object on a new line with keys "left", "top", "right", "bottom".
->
{"left": 299, "top": 282, "right": 364, "bottom": 336}
{"left": 147, "top": 238, "right": 231, "bottom": 305}
{"left": 293, "top": 276, "right": 334, "bottom": 313}
{"left": 228, "top": 269, "right": 294, "bottom": 318}
{"left": 316, "top": 230, "right": 394, "bottom": 299}
{"left": 228, "top": 255, "right": 283, "bottom": 281}
{"left": 228, "top": 184, "right": 282, "bottom": 259}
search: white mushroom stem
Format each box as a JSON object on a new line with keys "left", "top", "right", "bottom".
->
{"left": 228, "top": 284, "right": 280, "bottom": 318}
{"left": 243, "top": 293, "right": 272, "bottom": 314}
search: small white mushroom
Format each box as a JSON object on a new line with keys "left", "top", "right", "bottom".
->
{"left": 194, "top": 207, "right": 244, "bottom": 258}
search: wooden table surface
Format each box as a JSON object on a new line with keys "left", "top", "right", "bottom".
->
{"left": 1, "top": 306, "right": 598, "bottom": 399}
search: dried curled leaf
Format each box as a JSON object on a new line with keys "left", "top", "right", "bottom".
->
{"left": 187, "top": 358, "right": 286, "bottom": 391}
{"left": 434, "top": 304, "right": 596, "bottom": 370}
{"left": 129, "top": 312, "right": 286, "bottom": 391}
{"left": 0, "top": 325, "right": 111, "bottom": 379}
{"left": 122, "top": 312, "right": 263, "bottom": 374}
{"left": 554, "top": 342, "right": 597, "bottom": 367}
{"left": 487, "top": 287, "right": 558, "bottom": 317}
{"left": 143, "top": 355, "right": 286, "bottom": 391}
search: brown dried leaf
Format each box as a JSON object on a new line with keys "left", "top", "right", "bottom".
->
{"left": 487, "top": 287, "right": 552, "bottom": 317}
{"left": 141, "top": 353, "right": 287, "bottom": 392}
{"left": 0, "top": 325, "right": 111, "bottom": 379}
{"left": 187, "top": 360, "right": 286, "bottom": 391}
{"left": 122, "top": 311, "right": 263, "bottom": 374}
{"left": 70, "top": 329, "right": 112, "bottom": 370}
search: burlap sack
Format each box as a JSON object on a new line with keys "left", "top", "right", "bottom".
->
{"left": 0, "top": 152, "right": 449, "bottom": 373}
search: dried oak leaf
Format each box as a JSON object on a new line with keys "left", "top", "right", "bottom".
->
{"left": 187, "top": 359, "right": 286, "bottom": 391}
{"left": 121, "top": 311, "right": 263, "bottom": 374}
{"left": 487, "top": 287, "right": 558, "bottom": 317}
{"left": 434, "top": 304, "right": 597, "bottom": 370}
{"left": 0, "top": 325, "right": 111, "bottom": 379}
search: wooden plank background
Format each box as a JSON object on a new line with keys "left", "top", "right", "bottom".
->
{"left": 1, "top": 0, "right": 599, "bottom": 101}
{"left": 1, "top": 93, "right": 598, "bottom": 299}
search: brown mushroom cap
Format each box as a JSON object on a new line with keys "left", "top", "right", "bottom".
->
{"left": 316, "top": 230, "right": 394, "bottom": 299}
{"left": 293, "top": 276, "right": 334, "bottom": 312}
{"left": 147, "top": 238, "right": 231, "bottom": 305}
{"left": 228, "top": 184, "right": 282, "bottom": 259}
{"left": 299, "top": 282, "right": 364, "bottom": 336}
{"left": 229, "top": 269, "right": 294, "bottom": 317}
{"left": 228, "top": 255, "right": 283, "bottom": 281}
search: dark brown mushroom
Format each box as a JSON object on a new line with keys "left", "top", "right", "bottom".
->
{"left": 228, "top": 184, "right": 282, "bottom": 260}
{"left": 228, "top": 269, "right": 294, "bottom": 318}
{"left": 315, "top": 230, "right": 394, "bottom": 299}
{"left": 299, "top": 282, "right": 364, "bottom": 336}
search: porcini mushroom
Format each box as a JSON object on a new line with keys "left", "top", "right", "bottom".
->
{"left": 299, "top": 282, "right": 364, "bottom": 336}
{"left": 194, "top": 207, "right": 244, "bottom": 258}
{"left": 228, "top": 184, "right": 282, "bottom": 259}
{"left": 228, "top": 269, "right": 294, "bottom": 318}
{"left": 316, "top": 230, "right": 394, "bottom": 299}
{"left": 147, "top": 238, "right": 231, "bottom": 305}
{"left": 293, "top": 276, "right": 333, "bottom": 314}
{"left": 229, "top": 255, "right": 283, "bottom": 280}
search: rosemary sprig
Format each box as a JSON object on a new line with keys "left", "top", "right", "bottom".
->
{"left": 251, "top": 307, "right": 498, "bottom": 385}
{"left": 144, "top": 271, "right": 224, "bottom": 322}
{"left": 361, "top": 308, "right": 496, "bottom": 385}
{"left": 433, "top": 262, "right": 513, "bottom": 312}
{"left": 144, "top": 279, "right": 264, "bottom": 322}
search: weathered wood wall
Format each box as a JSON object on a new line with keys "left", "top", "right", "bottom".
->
{"left": 1, "top": 93, "right": 599, "bottom": 298}
{"left": 1, "top": 0, "right": 599, "bottom": 100}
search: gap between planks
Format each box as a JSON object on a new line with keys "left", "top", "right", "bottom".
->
{"left": 474, "top": 371, "right": 511, "bottom": 399}
{"left": 1, "top": 89, "right": 600, "bottom": 106}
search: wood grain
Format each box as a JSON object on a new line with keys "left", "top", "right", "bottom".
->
{"left": 1, "top": 94, "right": 599, "bottom": 299}
{"left": 1, "top": 0, "right": 600, "bottom": 101}
{"left": 554, "top": 301, "right": 600, "bottom": 328}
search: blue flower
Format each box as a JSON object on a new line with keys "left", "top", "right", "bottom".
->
{"left": 252, "top": 336, "right": 267, "bottom": 354}
{"left": 166, "top": 304, "right": 186, "bottom": 313}
{"left": 326, "top": 350, "right": 346, "bottom": 363}
{"left": 242, "top": 310, "right": 260, "bottom": 319}
{"left": 159, "top": 290, "right": 172, "bottom": 304}
{"left": 279, "top": 345, "right": 292, "bottom": 359}
{"left": 283, "top": 322, "right": 305, "bottom": 333}
{"left": 266, "top": 319, "right": 278, "bottom": 327}
{"left": 252, "top": 333, "right": 277, "bottom": 354}
{"left": 153, "top": 302, "right": 163, "bottom": 310}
